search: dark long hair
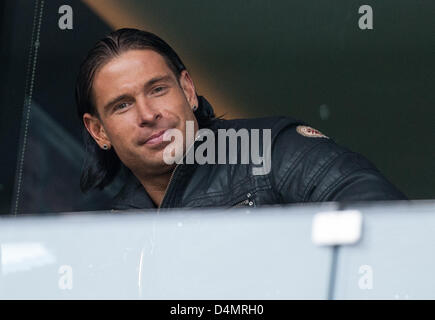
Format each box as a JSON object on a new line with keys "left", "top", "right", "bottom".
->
{"left": 75, "top": 28, "right": 214, "bottom": 193}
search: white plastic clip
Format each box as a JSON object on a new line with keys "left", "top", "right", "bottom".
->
{"left": 312, "top": 210, "right": 363, "bottom": 246}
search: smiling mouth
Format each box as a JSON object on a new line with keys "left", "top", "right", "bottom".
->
{"left": 143, "top": 129, "right": 168, "bottom": 145}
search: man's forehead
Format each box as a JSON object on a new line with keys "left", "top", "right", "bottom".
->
{"left": 96, "top": 49, "right": 173, "bottom": 82}
{"left": 92, "top": 49, "right": 176, "bottom": 107}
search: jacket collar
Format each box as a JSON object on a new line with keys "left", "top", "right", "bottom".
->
{"left": 194, "top": 95, "right": 216, "bottom": 128}
{"left": 111, "top": 169, "right": 156, "bottom": 209}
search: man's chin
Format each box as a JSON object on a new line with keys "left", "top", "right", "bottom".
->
{"left": 141, "top": 154, "right": 177, "bottom": 171}
{"left": 137, "top": 139, "right": 184, "bottom": 172}
{"left": 147, "top": 161, "right": 177, "bottom": 176}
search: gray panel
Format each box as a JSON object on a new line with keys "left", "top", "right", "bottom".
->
{"left": 334, "top": 201, "right": 435, "bottom": 299}
{"left": 0, "top": 203, "right": 336, "bottom": 299}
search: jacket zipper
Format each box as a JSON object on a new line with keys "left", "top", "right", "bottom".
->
{"left": 157, "top": 164, "right": 179, "bottom": 210}
{"left": 158, "top": 131, "right": 202, "bottom": 210}
{"left": 231, "top": 193, "right": 255, "bottom": 208}
{"left": 233, "top": 199, "right": 250, "bottom": 207}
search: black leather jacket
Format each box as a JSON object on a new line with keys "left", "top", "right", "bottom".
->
{"left": 112, "top": 96, "right": 407, "bottom": 210}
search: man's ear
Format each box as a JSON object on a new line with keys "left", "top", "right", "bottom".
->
{"left": 179, "top": 70, "right": 198, "bottom": 109}
{"left": 83, "top": 113, "right": 111, "bottom": 149}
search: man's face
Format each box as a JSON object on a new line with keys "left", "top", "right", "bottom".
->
{"left": 84, "top": 49, "right": 198, "bottom": 176}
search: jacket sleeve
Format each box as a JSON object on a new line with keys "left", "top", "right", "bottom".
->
{"left": 270, "top": 123, "right": 408, "bottom": 203}
{"left": 304, "top": 151, "right": 408, "bottom": 201}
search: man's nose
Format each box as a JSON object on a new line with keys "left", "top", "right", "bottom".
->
{"left": 136, "top": 98, "right": 161, "bottom": 126}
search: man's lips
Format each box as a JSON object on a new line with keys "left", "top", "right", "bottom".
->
{"left": 142, "top": 129, "right": 167, "bottom": 145}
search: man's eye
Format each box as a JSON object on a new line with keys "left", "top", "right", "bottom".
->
{"left": 114, "top": 102, "right": 129, "bottom": 111}
{"left": 151, "top": 86, "right": 167, "bottom": 94}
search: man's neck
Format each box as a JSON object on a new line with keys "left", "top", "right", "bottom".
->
{"left": 136, "top": 167, "right": 175, "bottom": 207}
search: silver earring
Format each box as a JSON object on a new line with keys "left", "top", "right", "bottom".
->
{"left": 102, "top": 144, "right": 109, "bottom": 150}
{"left": 192, "top": 105, "right": 198, "bottom": 111}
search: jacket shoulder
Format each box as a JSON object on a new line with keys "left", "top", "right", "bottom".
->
{"left": 212, "top": 116, "right": 306, "bottom": 136}
{"left": 269, "top": 121, "right": 407, "bottom": 201}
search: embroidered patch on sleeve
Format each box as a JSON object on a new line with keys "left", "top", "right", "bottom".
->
{"left": 296, "top": 125, "right": 329, "bottom": 138}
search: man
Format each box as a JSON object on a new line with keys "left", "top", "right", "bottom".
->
{"left": 76, "top": 28, "right": 406, "bottom": 210}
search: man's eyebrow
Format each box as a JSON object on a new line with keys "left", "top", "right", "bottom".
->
{"left": 144, "top": 74, "right": 173, "bottom": 89}
{"left": 103, "top": 94, "right": 131, "bottom": 114}
{"left": 102, "top": 75, "right": 174, "bottom": 114}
